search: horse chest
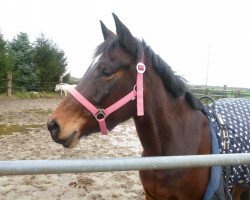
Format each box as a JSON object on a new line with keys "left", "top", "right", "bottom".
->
{"left": 139, "top": 169, "right": 208, "bottom": 200}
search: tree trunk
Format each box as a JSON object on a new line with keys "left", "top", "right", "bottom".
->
{"left": 7, "top": 71, "right": 12, "bottom": 97}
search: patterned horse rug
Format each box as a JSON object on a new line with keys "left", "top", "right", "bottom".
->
{"left": 202, "top": 98, "right": 250, "bottom": 199}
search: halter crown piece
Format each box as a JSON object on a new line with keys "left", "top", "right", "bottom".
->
{"left": 70, "top": 62, "right": 146, "bottom": 135}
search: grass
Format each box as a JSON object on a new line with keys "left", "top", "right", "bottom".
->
{"left": 190, "top": 85, "right": 250, "bottom": 100}
{"left": 0, "top": 91, "right": 62, "bottom": 99}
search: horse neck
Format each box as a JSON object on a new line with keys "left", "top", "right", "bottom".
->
{"left": 133, "top": 68, "right": 211, "bottom": 157}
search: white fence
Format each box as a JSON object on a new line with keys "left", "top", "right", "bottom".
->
{"left": 1, "top": 153, "right": 250, "bottom": 176}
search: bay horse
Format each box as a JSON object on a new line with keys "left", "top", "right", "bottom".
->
{"left": 47, "top": 14, "right": 250, "bottom": 199}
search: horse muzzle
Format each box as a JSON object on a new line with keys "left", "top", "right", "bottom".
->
{"left": 47, "top": 120, "right": 79, "bottom": 148}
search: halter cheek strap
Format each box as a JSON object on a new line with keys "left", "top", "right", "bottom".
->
{"left": 69, "top": 62, "right": 146, "bottom": 135}
{"left": 136, "top": 63, "right": 145, "bottom": 116}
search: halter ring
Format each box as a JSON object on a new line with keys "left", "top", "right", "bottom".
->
{"left": 136, "top": 63, "right": 146, "bottom": 74}
{"left": 94, "top": 109, "right": 107, "bottom": 121}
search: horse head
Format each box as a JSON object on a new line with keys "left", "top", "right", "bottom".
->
{"left": 47, "top": 14, "right": 144, "bottom": 147}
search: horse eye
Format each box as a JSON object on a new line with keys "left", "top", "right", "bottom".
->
{"left": 100, "top": 67, "right": 112, "bottom": 77}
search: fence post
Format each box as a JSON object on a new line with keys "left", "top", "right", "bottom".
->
{"left": 59, "top": 76, "right": 63, "bottom": 96}
{"left": 7, "top": 71, "right": 12, "bottom": 97}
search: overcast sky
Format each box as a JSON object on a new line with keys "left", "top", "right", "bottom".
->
{"left": 0, "top": 0, "right": 250, "bottom": 88}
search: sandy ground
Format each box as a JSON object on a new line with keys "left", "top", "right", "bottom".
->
{"left": 0, "top": 98, "right": 144, "bottom": 200}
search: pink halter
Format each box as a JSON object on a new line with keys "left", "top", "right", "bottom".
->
{"left": 70, "top": 62, "right": 146, "bottom": 135}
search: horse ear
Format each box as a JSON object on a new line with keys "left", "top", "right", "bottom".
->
{"left": 100, "top": 20, "right": 115, "bottom": 40}
{"left": 112, "top": 13, "right": 137, "bottom": 54}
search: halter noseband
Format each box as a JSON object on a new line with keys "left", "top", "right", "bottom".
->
{"left": 70, "top": 62, "right": 146, "bottom": 135}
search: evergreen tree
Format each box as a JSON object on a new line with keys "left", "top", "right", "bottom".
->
{"left": 0, "top": 33, "right": 15, "bottom": 93}
{"left": 9, "top": 32, "right": 37, "bottom": 91}
{"left": 0, "top": 33, "right": 6, "bottom": 82}
{"left": 33, "top": 34, "right": 67, "bottom": 91}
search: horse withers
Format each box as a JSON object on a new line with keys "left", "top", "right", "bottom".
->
{"left": 47, "top": 14, "right": 250, "bottom": 199}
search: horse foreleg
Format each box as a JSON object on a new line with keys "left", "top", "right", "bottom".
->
{"left": 232, "top": 184, "right": 248, "bottom": 200}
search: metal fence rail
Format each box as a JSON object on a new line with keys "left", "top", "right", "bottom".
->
{"left": 1, "top": 153, "right": 250, "bottom": 176}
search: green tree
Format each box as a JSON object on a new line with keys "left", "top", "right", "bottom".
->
{"left": 0, "top": 33, "right": 15, "bottom": 93}
{"left": 62, "top": 72, "right": 71, "bottom": 83}
{"left": 33, "top": 34, "right": 67, "bottom": 91}
{"left": 0, "top": 33, "right": 6, "bottom": 83}
{"left": 9, "top": 32, "right": 37, "bottom": 91}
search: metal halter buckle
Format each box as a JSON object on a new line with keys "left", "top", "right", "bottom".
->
{"left": 136, "top": 63, "right": 146, "bottom": 74}
{"left": 222, "top": 128, "right": 230, "bottom": 150}
{"left": 94, "top": 109, "right": 107, "bottom": 121}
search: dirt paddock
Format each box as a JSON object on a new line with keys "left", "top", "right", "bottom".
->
{"left": 0, "top": 98, "right": 144, "bottom": 200}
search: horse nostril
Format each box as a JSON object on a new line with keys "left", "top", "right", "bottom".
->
{"left": 47, "top": 120, "right": 60, "bottom": 138}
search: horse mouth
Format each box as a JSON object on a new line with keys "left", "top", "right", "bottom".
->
{"left": 51, "top": 131, "right": 79, "bottom": 148}
{"left": 62, "top": 131, "right": 78, "bottom": 148}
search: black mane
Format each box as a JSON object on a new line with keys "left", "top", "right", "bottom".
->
{"left": 142, "top": 40, "right": 187, "bottom": 97}
{"left": 94, "top": 37, "right": 202, "bottom": 110}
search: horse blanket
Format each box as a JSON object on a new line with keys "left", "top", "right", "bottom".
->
{"left": 202, "top": 98, "right": 250, "bottom": 199}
